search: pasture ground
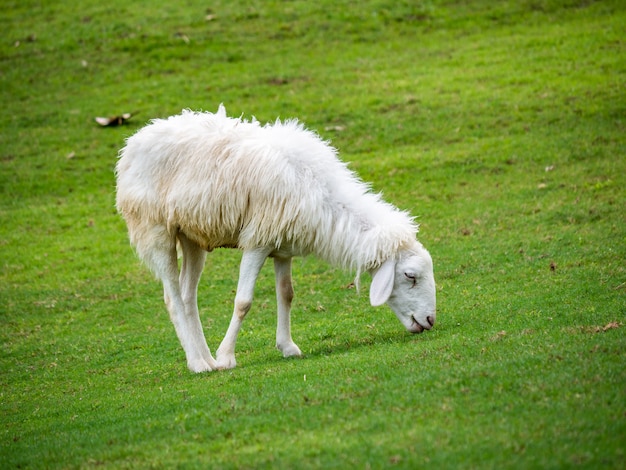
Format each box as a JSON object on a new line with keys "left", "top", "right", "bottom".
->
{"left": 1, "top": 0, "right": 625, "bottom": 468}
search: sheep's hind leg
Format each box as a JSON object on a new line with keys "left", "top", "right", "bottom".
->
{"left": 177, "top": 232, "right": 218, "bottom": 372}
{"left": 274, "top": 257, "right": 302, "bottom": 358}
{"left": 136, "top": 223, "right": 214, "bottom": 373}
{"left": 216, "top": 247, "right": 271, "bottom": 370}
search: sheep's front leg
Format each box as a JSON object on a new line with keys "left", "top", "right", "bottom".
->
{"left": 274, "top": 257, "right": 302, "bottom": 358}
{"left": 216, "top": 247, "right": 271, "bottom": 370}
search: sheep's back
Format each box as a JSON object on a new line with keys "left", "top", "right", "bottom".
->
{"left": 116, "top": 110, "right": 365, "bottom": 253}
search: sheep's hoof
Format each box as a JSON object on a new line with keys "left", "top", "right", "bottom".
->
{"left": 187, "top": 358, "right": 214, "bottom": 373}
{"left": 278, "top": 342, "right": 302, "bottom": 358}
{"left": 215, "top": 354, "right": 237, "bottom": 370}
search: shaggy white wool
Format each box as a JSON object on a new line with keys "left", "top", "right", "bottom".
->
{"left": 116, "top": 105, "right": 419, "bottom": 275}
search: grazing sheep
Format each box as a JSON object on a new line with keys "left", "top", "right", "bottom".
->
{"left": 115, "top": 106, "right": 436, "bottom": 372}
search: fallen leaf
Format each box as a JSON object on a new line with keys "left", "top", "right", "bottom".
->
{"left": 175, "top": 32, "right": 190, "bottom": 44}
{"left": 490, "top": 331, "right": 507, "bottom": 341}
{"left": 95, "top": 112, "right": 134, "bottom": 127}
{"left": 267, "top": 77, "right": 289, "bottom": 85}
{"left": 602, "top": 322, "right": 620, "bottom": 332}
{"left": 14, "top": 34, "right": 36, "bottom": 47}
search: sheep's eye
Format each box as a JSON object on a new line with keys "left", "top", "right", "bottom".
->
{"left": 404, "top": 272, "right": 417, "bottom": 287}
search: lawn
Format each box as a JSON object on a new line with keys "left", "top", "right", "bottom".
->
{"left": 1, "top": 0, "right": 625, "bottom": 468}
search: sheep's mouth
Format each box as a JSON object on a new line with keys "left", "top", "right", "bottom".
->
{"left": 408, "top": 315, "right": 435, "bottom": 334}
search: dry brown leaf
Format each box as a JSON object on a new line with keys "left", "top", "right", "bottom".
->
{"left": 490, "top": 330, "right": 507, "bottom": 341}
{"left": 602, "top": 322, "right": 620, "bottom": 332}
{"left": 95, "top": 113, "right": 134, "bottom": 127}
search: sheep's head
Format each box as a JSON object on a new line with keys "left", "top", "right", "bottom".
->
{"left": 369, "top": 244, "right": 436, "bottom": 333}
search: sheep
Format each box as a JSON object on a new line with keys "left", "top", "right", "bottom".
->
{"left": 115, "top": 105, "right": 436, "bottom": 372}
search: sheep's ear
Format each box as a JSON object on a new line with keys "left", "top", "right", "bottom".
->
{"left": 370, "top": 258, "right": 396, "bottom": 307}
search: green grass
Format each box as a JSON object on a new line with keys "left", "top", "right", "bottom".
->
{"left": 1, "top": 0, "right": 625, "bottom": 468}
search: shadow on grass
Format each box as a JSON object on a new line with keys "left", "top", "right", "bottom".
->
{"left": 296, "top": 327, "right": 439, "bottom": 361}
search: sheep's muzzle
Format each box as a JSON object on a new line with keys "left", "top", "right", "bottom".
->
{"left": 408, "top": 315, "right": 436, "bottom": 334}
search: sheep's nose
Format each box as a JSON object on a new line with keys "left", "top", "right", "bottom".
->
{"left": 426, "top": 315, "right": 436, "bottom": 327}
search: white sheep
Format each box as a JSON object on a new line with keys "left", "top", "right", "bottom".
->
{"left": 115, "top": 106, "right": 436, "bottom": 372}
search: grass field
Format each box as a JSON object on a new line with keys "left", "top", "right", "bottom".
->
{"left": 2, "top": 0, "right": 625, "bottom": 468}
